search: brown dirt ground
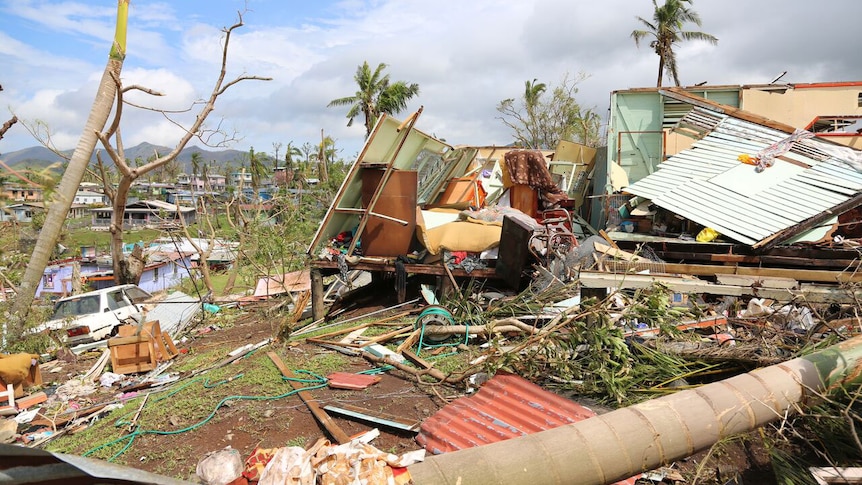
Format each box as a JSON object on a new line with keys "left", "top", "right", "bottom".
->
{"left": 32, "top": 299, "right": 780, "bottom": 484}
{"left": 35, "top": 304, "right": 445, "bottom": 482}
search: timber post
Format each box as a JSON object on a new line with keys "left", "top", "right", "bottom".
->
{"left": 310, "top": 267, "right": 325, "bottom": 321}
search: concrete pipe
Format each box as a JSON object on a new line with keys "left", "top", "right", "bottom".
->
{"left": 408, "top": 335, "right": 862, "bottom": 485}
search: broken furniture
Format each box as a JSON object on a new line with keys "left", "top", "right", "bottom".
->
{"left": 108, "top": 321, "right": 178, "bottom": 375}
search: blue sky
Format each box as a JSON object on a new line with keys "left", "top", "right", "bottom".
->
{"left": 2, "top": 0, "right": 862, "bottom": 161}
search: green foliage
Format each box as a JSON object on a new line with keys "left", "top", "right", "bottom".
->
{"left": 626, "top": 283, "right": 690, "bottom": 336}
{"left": 478, "top": 284, "right": 718, "bottom": 405}
{"left": 497, "top": 72, "right": 602, "bottom": 149}
{"left": 1, "top": 300, "right": 54, "bottom": 354}
{"left": 631, "top": 0, "right": 718, "bottom": 87}
{"left": 327, "top": 61, "right": 420, "bottom": 137}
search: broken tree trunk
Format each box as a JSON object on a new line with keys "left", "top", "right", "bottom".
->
{"left": 408, "top": 334, "right": 862, "bottom": 485}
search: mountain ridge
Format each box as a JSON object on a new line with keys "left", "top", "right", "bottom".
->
{"left": 1, "top": 143, "right": 251, "bottom": 172}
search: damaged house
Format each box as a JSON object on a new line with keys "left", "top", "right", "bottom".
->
{"left": 308, "top": 82, "right": 862, "bottom": 318}
{"left": 580, "top": 86, "right": 862, "bottom": 305}
{"left": 306, "top": 111, "right": 596, "bottom": 319}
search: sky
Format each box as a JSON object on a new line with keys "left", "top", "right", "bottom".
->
{"left": 1, "top": 0, "right": 861, "bottom": 162}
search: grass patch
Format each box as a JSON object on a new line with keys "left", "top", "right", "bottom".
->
{"left": 45, "top": 403, "right": 133, "bottom": 458}
{"left": 275, "top": 348, "right": 351, "bottom": 377}
{"left": 173, "top": 347, "right": 225, "bottom": 373}
{"left": 63, "top": 226, "right": 163, "bottom": 254}
{"left": 425, "top": 351, "right": 473, "bottom": 375}
{"left": 286, "top": 436, "right": 308, "bottom": 448}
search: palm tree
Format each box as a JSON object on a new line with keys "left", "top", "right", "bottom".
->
{"left": 327, "top": 61, "right": 420, "bottom": 137}
{"left": 190, "top": 152, "right": 202, "bottom": 183}
{"left": 524, "top": 79, "right": 547, "bottom": 111}
{"left": 248, "top": 147, "right": 268, "bottom": 200}
{"left": 12, "top": 0, "right": 129, "bottom": 324}
{"left": 631, "top": 0, "right": 717, "bottom": 87}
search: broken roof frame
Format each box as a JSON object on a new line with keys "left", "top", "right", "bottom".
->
{"left": 307, "top": 109, "right": 478, "bottom": 256}
{"left": 623, "top": 88, "right": 862, "bottom": 249}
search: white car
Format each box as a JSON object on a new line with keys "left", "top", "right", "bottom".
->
{"left": 39, "top": 285, "right": 152, "bottom": 345}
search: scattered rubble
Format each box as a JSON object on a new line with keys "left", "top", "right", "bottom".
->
{"left": 7, "top": 99, "right": 862, "bottom": 483}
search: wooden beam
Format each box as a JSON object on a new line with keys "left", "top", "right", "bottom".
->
{"left": 310, "top": 259, "right": 499, "bottom": 279}
{"left": 604, "top": 261, "right": 862, "bottom": 284}
{"left": 267, "top": 351, "right": 350, "bottom": 444}
{"left": 653, "top": 251, "right": 858, "bottom": 269}
{"left": 578, "top": 270, "right": 862, "bottom": 304}
{"left": 310, "top": 268, "right": 325, "bottom": 321}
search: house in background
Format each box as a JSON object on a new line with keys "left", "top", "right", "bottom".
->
{"left": 74, "top": 190, "right": 108, "bottom": 205}
{"left": 0, "top": 202, "right": 43, "bottom": 222}
{"left": 84, "top": 251, "right": 193, "bottom": 294}
{"left": 90, "top": 199, "right": 197, "bottom": 229}
{"left": 36, "top": 257, "right": 113, "bottom": 298}
{"left": 0, "top": 202, "right": 89, "bottom": 222}
{"left": 2, "top": 186, "right": 43, "bottom": 202}
{"left": 177, "top": 174, "right": 226, "bottom": 192}
{"left": 230, "top": 171, "right": 253, "bottom": 186}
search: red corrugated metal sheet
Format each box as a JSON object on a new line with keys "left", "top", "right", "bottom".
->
{"left": 326, "top": 372, "right": 381, "bottom": 390}
{"left": 416, "top": 372, "right": 639, "bottom": 485}
{"left": 416, "top": 372, "right": 596, "bottom": 454}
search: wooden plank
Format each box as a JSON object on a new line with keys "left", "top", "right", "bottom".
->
{"left": 755, "top": 191, "right": 862, "bottom": 249}
{"left": 30, "top": 403, "right": 108, "bottom": 428}
{"left": 578, "top": 270, "right": 862, "bottom": 304}
{"left": 311, "top": 268, "right": 325, "bottom": 321}
{"left": 310, "top": 259, "right": 499, "bottom": 279}
{"left": 598, "top": 229, "right": 621, "bottom": 250}
{"left": 604, "top": 261, "right": 862, "bottom": 284}
{"left": 715, "top": 274, "right": 798, "bottom": 289}
{"left": 267, "top": 351, "right": 350, "bottom": 444}
{"left": 654, "top": 251, "right": 858, "bottom": 269}
{"left": 593, "top": 242, "right": 647, "bottom": 262}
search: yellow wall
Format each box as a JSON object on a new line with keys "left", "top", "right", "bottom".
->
{"left": 741, "top": 84, "right": 862, "bottom": 148}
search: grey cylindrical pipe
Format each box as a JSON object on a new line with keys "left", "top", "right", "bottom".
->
{"left": 409, "top": 335, "right": 862, "bottom": 485}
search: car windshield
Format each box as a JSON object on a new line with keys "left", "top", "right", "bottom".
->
{"left": 51, "top": 295, "right": 100, "bottom": 319}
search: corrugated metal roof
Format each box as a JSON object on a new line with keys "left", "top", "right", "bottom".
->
{"left": 144, "top": 291, "right": 201, "bottom": 336}
{"left": 625, "top": 107, "right": 862, "bottom": 245}
{"left": 416, "top": 372, "right": 596, "bottom": 455}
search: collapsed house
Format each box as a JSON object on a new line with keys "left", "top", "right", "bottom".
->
{"left": 305, "top": 110, "right": 596, "bottom": 319}
{"left": 582, "top": 88, "right": 862, "bottom": 305}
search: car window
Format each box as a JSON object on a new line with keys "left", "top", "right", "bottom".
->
{"left": 124, "top": 286, "right": 152, "bottom": 303}
{"left": 106, "top": 291, "right": 129, "bottom": 311}
{"left": 52, "top": 295, "right": 100, "bottom": 319}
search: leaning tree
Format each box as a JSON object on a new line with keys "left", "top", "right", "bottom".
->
{"left": 9, "top": 3, "right": 270, "bottom": 335}
{"left": 11, "top": 0, "right": 131, "bottom": 329}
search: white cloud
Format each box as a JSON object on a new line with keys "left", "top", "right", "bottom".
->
{"left": 3, "top": 0, "right": 862, "bottom": 161}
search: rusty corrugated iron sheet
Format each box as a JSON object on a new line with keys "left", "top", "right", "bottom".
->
{"left": 416, "top": 372, "right": 639, "bottom": 485}
{"left": 416, "top": 372, "right": 596, "bottom": 454}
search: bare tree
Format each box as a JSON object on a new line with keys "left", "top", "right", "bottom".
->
{"left": 97, "top": 14, "right": 271, "bottom": 285}
{"left": 496, "top": 72, "right": 601, "bottom": 149}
